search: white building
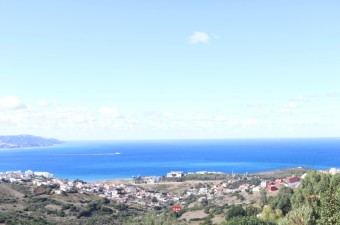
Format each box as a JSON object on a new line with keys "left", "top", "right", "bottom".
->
{"left": 25, "top": 170, "right": 34, "bottom": 176}
{"left": 6, "top": 170, "right": 22, "bottom": 175}
{"left": 261, "top": 180, "right": 269, "bottom": 188}
{"left": 196, "top": 171, "right": 208, "bottom": 175}
{"left": 252, "top": 187, "right": 261, "bottom": 192}
{"left": 330, "top": 168, "right": 340, "bottom": 175}
{"left": 34, "top": 172, "right": 54, "bottom": 178}
{"left": 166, "top": 171, "right": 184, "bottom": 178}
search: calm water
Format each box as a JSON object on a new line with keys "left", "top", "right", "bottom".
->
{"left": 0, "top": 138, "right": 339, "bottom": 181}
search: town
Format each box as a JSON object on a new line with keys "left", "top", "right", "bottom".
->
{"left": 1, "top": 167, "right": 339, "bottom": 213}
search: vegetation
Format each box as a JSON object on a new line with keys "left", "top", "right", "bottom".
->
{"left": 124, "top": 212, "right": 187, "bottom": 225}
{"left": 0, "top": 170, "right": 338, "bottom": 225}
{"left": 268, "top": 186, "right": 293, "bottom": 215}
{"left": 222, "top": 171, "right": 339, "bottom": 225}
{"left": 223, "top": 216, "right": 276, "bottom": 225}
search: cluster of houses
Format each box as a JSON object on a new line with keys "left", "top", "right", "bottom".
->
{"left": 132, "top": 176, "right": 161, "bottom": 184}
{"left": 260, "top": 176, "right": 300, "bottom": 192}
{"left": 166, "top": 170, "right": 225, "bottom": 178}
{"left": 0, "top": 170, "right": 53, "bottom": 184}
{"left": 3, "top": 168, "right": 339, "bottom": 211}
{"left": 320, "top": 167, "right": 340, "bottom": 175}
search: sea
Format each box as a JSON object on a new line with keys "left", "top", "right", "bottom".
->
{"left": 0, "top": 138, "right": 339, "bottom": 181}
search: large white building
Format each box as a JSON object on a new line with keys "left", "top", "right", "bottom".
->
{"left": 25, "top": 170, "right": 34, "bottom": 176}
{"left": 34, "top": 172, "right": 54, "bottom": 178}
{"left": 330, "top": 168, "right": 340, "bottom": 175}
{"left": 166, "top": 171, "right": 184, "bottom": 178}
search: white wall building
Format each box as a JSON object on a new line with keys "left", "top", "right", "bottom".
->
{"left": 166, "top": 171, "right": 184, "bottom": 178}
{"left": 330, "top": 168, "right": 340, "bottom": 175}
{"left": 25, "top": 170, "right": 34, "bottom": 176}
{"left": 6, "top": 170, "right": 22, "bottom": 175}
{"left": 34, "top": 172, "right": 54, "bottom": 178}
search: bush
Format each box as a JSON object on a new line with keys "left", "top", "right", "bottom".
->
{"left": 223, "top": 216, "right": 276, "bottom": 225}
{"left": 124, "top": 212, "right": 187, "bottom": 225}
{"left": 225, "top": 205, "right": 246, "bottom": 220}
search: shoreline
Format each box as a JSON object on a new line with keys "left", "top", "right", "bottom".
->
{"left": 89, "top": 166, "right": 313, "bottom": 183}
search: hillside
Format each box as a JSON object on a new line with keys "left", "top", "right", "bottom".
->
{"left": 0, "top": 135, "right": 62, "bottom": 149}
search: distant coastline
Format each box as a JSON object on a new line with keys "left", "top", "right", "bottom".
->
{"left": 0, "top": 135, "right": 62, "bottom": 149}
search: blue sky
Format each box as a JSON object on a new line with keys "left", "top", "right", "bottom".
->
{"left": 0, "top": 1, "right": 339, "bottom": 140}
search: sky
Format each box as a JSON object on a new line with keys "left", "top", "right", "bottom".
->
{"left": 0, "top": 1, "right": 340, "bottom": 140}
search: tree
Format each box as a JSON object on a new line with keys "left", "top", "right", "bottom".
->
{"left": 223, "top": 216, "right": 275, "bottom": 225}
{"left": 261, "top": 205, "right": 283, "bottom": 221}
{"left": 278, "top": 206, "right": 313, "bottom": 225}
{"left": 317, "top": 186, "right": 340, "bottom": 225}
{"left": 123, "top": 212, "right": 187, "bottom": 225}
{"left": 225, "top": 205, "right": 246, "bottom": 220}
{"left": 260, "top": 189, "right": 268, "bottom": 208}
{"left": 270, "top": 186, "right": 293, "bottom": 215}
{"left": 245, "top": 205, "right": 260, "bottom": 217}
{"left": 290, "top": 172, "right": 340, "bottom": 224}
{"left": 291, "top": 171, "right": 331, "bottom": 208}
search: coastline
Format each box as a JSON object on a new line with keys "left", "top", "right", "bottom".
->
{"left": 1, "top": 138, "right": 339, "bottom": 181}
{"left": 91, "top": 167, "right": 312, "bottom": 183}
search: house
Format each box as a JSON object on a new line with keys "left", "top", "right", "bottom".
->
{"left": 239, "top": 183, "right": 250, "bottom": 191}
{"left": 55, "top": 190, "right": 63, "bottom": 195}
{"left": 252, "top": 186, "right": 261, "bottom": 192}
{"left": 25, "top": 170, "right": 34, "bottom": 176}
{"left": 34, "top": 172, "right": 54, "bottom": 178}
{"left": 275, "top": 179, "right": 283, "bottom": 185}
{"left": 6, "top": 170, "right": 22, "bottom": 175}
{"left": 285, "top": 176, "right": 299, "bottom": 184}
{"left": 166, "top": 171, "right": 184, "bottom": 178}
{"left": 126, "top": 186, "right": 137, "bottom": 194}
{"left": 21, "top": 176, "right": 31, "bottom": 182}
{"left": 330, "top": 168, "right": 340, "bottom": 175}
{"left": 9, "top": 178, "right": 17, "bottom": 183}
{"left": 196, "top": 171, "right": 208, "bottom": 175}
{"left": 267, "top": 185, "right": 277, "bottom": 192}
{"left": 261, "top": 181, "right": 271, "bottom": 188}
{"left": 171, "top": 205, "right": 182, "bottom": 213}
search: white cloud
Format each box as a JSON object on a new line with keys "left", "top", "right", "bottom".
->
{"left": 0, "top": 96, "right": 26, "bottom": 110}
{"left": 292, "top": 96, "right": 310, "bottom": 102}
{"left": 163, "top": 112, "right": 174, "bottom": 117}
{"left": 226, "top": 120, "right": 240, "bottom": 128}
{"left": 188, "top": 32, "right": 210, "bottom": 44}
{"left": 246, "top": 102, "right": 266, "bottom": 108}
{"left": 99, "top": 106, "right": 119, "bottom": 117}
{"left": 214, "top": 115, "right": 225, "bottom": 121}
{"left": 287, "top": 101, "right": 297, "bottom": 108}
{"left": 278, "top": 101, "right": 298, "bottom": 114}
{"left": 278, "top": 108, "right": 292, "bottom": 115}
{"left": 37, "top": 100, "right": 49, "bottom": 107}
{"left": 243, "top": 118, "right": 258, "bottom": 127}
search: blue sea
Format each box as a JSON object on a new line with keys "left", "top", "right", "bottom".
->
{"left": 0, "top": 138, "right": 339, "bottom": 181}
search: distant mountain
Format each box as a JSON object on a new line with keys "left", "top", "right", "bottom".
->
{"left": 0, "top": 135, "right": 63, "bottom": 149}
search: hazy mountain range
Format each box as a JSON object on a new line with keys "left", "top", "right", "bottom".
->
{"left": 0, "top": 135, "right": 62, "bottom": 149}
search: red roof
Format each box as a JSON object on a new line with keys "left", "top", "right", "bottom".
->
{"left": 267, "top": 185, "right": 277, "bottom": 192}
{"left": 172, "top": 205, "right": 182, "bottom": 212}
{"left": 275, "top": 179, "right": 283, "bottom": 184}
{"left": 286, "top": 176, "right": 299, "bottom": 184}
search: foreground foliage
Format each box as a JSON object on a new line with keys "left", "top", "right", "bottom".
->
{"left": 223, "top": 216, "right": 275, "bottom": 225}
{"left": 123, "top": 212, "right": 187, "bottom": 225}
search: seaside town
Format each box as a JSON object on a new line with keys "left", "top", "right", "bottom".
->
{"left": 1, "top": 167, "right": 339, "bottom": 212}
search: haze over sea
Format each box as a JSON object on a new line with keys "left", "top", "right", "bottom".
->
{"left": 1, "top": 138, "right": 339, "bottom": 181}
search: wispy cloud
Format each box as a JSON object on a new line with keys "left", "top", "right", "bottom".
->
{"left": 0, "top": 96, "right": 26, "bottom": 110}
{"left": 99, "top": 106, "right": 119, "bottom": 117}
{"left": 188, "top": 32, "right": 210, "bottom": 44}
